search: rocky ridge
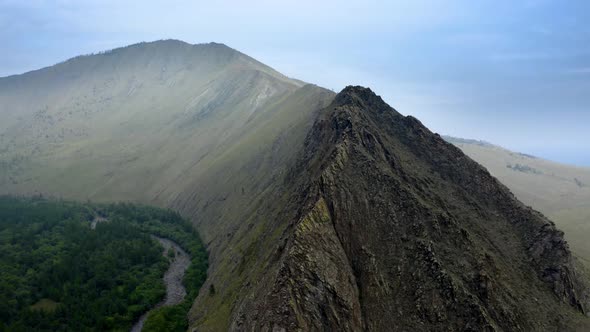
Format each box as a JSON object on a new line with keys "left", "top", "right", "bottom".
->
{"left": 205, "top": 86, "right": 590, "bottom": 331}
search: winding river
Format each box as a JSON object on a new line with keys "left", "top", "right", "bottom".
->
{"left": 130, "top": 236, "right": 191, "bottom": 332}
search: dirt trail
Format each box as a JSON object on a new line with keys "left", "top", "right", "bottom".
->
{"left": 130, "top": 236, "right": 190, "bottom": 332}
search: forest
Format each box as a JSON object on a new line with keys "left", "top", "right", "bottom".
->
{"left": 0, "top": 196, "right": 207, "bottom": 331}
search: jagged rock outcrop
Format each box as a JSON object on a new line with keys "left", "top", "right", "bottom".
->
{"left": 200, "top": 86, "right": 589, "bottom": 331}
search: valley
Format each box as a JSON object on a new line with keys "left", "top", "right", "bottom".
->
{"left": 0, "top": 196, "right": 207, "bottom": 331}
{"left": 0, "top": 40, "right": 588, "bottom": 331}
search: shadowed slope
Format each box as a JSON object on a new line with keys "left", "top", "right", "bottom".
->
{"left": 195, "top": 86, "right": 590, "bottom": 331}
{"left": 444, "top": 136, "right": 590, "bottom": 264}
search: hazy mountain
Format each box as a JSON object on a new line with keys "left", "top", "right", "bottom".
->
{"left": 0, "top": 39, "right": 334, "bottom": 231}
{"left": 1, "top": 41, "right": 588, "bottom": 330}
{"left": 444, "top": 136, "right": 590, "bottom": 264}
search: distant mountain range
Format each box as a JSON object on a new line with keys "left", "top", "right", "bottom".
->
{"left": 1, "top": 40, "right": 589, "bottom": 330}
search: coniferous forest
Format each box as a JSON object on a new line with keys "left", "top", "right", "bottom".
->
{"left": 0, "top": 196, "right": 208, "bottom": 331}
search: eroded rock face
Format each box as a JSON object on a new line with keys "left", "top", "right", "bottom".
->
{"left": 242, "top": 198, "right": 362, "bottom": 331}
{"left": 195, "top": 86, "right": 590, "bottom": 331}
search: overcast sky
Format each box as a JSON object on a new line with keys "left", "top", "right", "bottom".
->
{"left": 1, "top": 0, "right": 589, "bottom": 165}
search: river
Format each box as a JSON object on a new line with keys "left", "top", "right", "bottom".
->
{"left": 130, "top": 235, "right": 191, "bottom": 332}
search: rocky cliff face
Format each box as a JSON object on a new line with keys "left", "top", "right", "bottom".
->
{"left": 197, "top": 86, "right": 589, "bottom": 331}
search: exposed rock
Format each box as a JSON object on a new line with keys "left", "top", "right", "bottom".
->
{"left": 207, "top": 86, "right": 590, "bottom": 331}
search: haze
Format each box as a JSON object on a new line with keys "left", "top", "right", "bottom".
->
{"left": 1, "top": 0, "right": 589, "bottom": 165}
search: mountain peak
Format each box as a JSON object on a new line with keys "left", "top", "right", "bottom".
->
{"left": 335, "top": 85, "right": 378, "bottom": 104}
{"left": 98, "top": 39, "right": 237, "bottom": 60}
{"left": 225, "top": 85, "right": 590, "bottom": 331}
{"left": 333, "top": 85, "right": 399, "bottom": 116}
{"left": 340, "top": 85, "right": 375, "bottom": 96}
{"left": 116, "top": 39, "right": 230, "bottom": 51}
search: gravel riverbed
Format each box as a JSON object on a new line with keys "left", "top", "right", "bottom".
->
{"left": 130, "top": 235, "right": 190, "bottom": 332}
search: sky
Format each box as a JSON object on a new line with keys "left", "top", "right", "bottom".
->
{"left": 1, "top": 0, "right": 589, "bottom": 166}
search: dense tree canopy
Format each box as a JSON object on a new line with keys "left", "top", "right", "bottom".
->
{"left": 0, "top": 196, "right": 207, "bottom": 331}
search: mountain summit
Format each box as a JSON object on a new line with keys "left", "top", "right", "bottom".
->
{"left": 0, "top": 43, "right": 588, "bottom": 331}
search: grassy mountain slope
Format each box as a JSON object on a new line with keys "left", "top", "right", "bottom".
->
{"left": 0, "top": 39, "right": 336, "bottom": 221}
{"left": 444, "top": 136, "right": 590, "bottom": 263}
{"left": 0, "top": 39, "right": 316, "bottom": 202}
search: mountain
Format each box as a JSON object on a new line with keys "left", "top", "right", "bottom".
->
{"left": 1, "top": 41, "right": 589, "bottom": 330}
{"left": 0, "top": 39, "right": 336, "bottom": 241}
{"left": 0, "top": 39, "right": 330, "bottom": 204}
{"left": 188, "top": 87, "right": 589, "bottom": 331}
{"left": 444, "top": 136, "right": 590, "bottom": 264}
{"left": 0, "top": 39, "right": 336, "bottom": 328}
